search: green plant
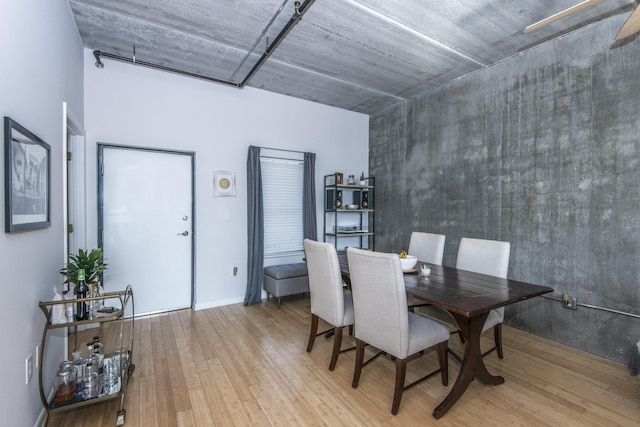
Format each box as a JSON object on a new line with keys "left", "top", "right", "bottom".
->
{"left": 59, "top": 248, "right": 108, "bottom": 285}
{"left": 360, "top": 171, "right": 365, "bottom": 181}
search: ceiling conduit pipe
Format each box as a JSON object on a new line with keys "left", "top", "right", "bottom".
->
{"left": 230, "top": 0, "right": 290, "bottom": 82}
{"left": 92, "top": 0, "right": 316, "bottom": 90}
{"left": 239, "top": 0, "right": 316, "bottom": 87}
{"left": 92, "top": 50, "right": 242, "bottom": 88}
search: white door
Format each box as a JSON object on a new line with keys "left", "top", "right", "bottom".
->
{"left": 99, "top": 145, "right": 193, "bottom": 315}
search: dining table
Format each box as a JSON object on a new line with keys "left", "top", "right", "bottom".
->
{"left": 337, "top": 252, "right": 553, "bottom": 418}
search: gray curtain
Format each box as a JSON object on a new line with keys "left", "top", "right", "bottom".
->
{"left": 244, "top": 146, "right": 263, "bottom": 305}
{"left": 303, "top": 152, "right": 317, "bottom": 241}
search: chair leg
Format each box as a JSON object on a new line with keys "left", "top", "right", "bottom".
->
{"left": 306, "top": 314, "right": 319, "bottom": 352}
{"left": 277, "top": 297, "right": 281, "bottom": 308}
{"left": 391, "top": 358, "right": 407, "bottom": 415}
{"left": 437, "top": 341, "right": 449, "bottom": 386}
{"left": 329, "top": 327, "right": 343, "bottom": 371}
{"left": 352, "top": 339, "right": 366, "bottom": 388}
{"left": 494, "top": 323, "right": 504, "bottom": 359}
{"left": 348, "top": 324, "right": 354, "bottom": 336}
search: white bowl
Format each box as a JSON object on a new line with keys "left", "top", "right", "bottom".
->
{"left": 399, "top": 255, "right": 418, "bottom": 271}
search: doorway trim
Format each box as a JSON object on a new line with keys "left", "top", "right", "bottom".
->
{"left": 62, "top": 102, "right": 86, "bottom": 266}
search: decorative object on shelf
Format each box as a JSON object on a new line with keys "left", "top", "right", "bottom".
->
{"left": 4, "top": 116, "right": 51, "bottom": 233}
{"left": 360, "top": 172, "right": 366, "bottom": 185}
{"left": 326, "top": 172, "right": 343, "bottom": 185}
{"left": 213, "top": 170, "right": 236, "bottom": 196}
{"left": 347, "top": 174, "right": 356, "bottom": 185}
{"left": 361, "top": 190, "right": 369, "bottom": 208}
{"left": 335, "top": 190, "right": 342, "bottom": 208}
{"left": 59, "top": 248, "right": 108, "bottom": 289}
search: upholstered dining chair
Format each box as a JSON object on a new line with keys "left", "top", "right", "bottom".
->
{"left": 346, "top": 247, "right": 449, "bottom": 415}
{"left": 408, "top": 232, "right": 446, "bottom": 265}
{"left": 406, "top": 232, "right": 445, "bottom": 311}
{"left": 304, "top": 239, "right": 355, "bottom": 371}
{"left": 419, "top": 237, "right": 510, "bottom": 360}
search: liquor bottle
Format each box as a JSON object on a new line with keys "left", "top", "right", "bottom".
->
{"left": 74, "top": 269, "right": 89, "bottom": 321}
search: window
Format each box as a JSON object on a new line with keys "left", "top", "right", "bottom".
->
{"left": 261, "top": 156, "right": 304, "bottom": 256}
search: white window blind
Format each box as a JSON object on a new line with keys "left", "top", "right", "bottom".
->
{"left": 261, "top": 156, "right": 304, "bottom": 256}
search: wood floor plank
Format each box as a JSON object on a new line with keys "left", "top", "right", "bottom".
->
{"left": 46, "top": 297, "right": 640, "bottom": 426}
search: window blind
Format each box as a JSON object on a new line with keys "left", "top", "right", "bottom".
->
{"left": 260, "top": 156, "right": 304, "bottom": 256}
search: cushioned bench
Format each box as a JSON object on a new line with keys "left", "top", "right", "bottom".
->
{"left": 263, "top": 263, "right": 309, "bottom": 308}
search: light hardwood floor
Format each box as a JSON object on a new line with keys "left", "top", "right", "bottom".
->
{"left": 48, "top": 295, "right": 640, "bottom": 426}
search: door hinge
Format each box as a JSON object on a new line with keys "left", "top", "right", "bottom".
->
{"left": 67, "top": 224, "right": 74, "bottom": 233}
{"left": 67, "top": 152, "right": 72, "bottom": 161}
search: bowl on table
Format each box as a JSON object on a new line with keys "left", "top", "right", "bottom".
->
{"left": 399, "top": 255, "right": 418, "bottom": 271}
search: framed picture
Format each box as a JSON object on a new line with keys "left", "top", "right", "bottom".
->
{"left": 213, "top": 171, "right": 236, "bottom": 197}
{"left": 4, "top": 117, "right": 50, "bottom": 232}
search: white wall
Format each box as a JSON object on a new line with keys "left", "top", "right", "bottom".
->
{"left": 83, "top": 51, "right": 369, "bottom": 309}
{"left": 0, "top": 1, "right": 84, "bottom": 426}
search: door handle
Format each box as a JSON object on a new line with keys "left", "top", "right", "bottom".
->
{"left": 177, "top": 231, "right": 189, "bottom": 236}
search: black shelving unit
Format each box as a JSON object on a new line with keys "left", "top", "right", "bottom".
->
{"left": 323, "top": 173, "right": 375, "bottom": 250}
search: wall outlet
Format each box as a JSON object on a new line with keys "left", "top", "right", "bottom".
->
{"left": 25, "top": 353, "right": 33, "bottom": 384}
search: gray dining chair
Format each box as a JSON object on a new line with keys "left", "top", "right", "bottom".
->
{"left": 407, "top": 232, "right": 445, "bottom": 311}
{"left": 304, "top": 239, "right": 355, "bottom": 371}
{"left": 408, "top": 232, "right": 446, "bottom": 265}
{"left": 419, "top": 237, "right": 510, "bottom": 360}
{"left": 346, "top": 247, "right": 449, "bottom": 415}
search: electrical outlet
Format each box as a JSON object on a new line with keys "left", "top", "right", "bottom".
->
{"left": 25, "top": 353, "right": 33, "bottom": 384}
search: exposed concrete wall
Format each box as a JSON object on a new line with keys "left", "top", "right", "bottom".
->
{"left": 370, "top": 15, "right": 640, "bottom": 365}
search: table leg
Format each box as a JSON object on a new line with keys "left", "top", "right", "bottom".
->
{"left": 432, "top": 312, "right": 504, "bottom": 418}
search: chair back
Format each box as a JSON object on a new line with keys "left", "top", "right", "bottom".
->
{"left": 456, "top": 237, "right": 510, "bottom": 278}
{"left": 408, "top": 232, "right": 445, "bottom": 265}
{"left": 304, "top": 239, "right": 348, "bottom": 327}
{"left": 347, "top": 247, "right": 410, "bottom": 359}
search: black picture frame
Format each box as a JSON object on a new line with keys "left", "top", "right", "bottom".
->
{"left": 4, "top": 117, "right": 50, "bottom": 232}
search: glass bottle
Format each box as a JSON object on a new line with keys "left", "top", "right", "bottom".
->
{"left": 92, "top": 337, "right": 104, "bottom": 374}
{"left": 83, "top": 342, "right": 101, "bottom": 399}
{"left": 83, "top": 362, "right": 100, "bottom": 399}
{"left": 74, "top": 269, "right": 89, "bottom": 321}
{"left": 53, "top": 367, "right": 76, "bottom": 404}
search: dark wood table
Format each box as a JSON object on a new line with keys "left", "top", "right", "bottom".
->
{"left": 338, "top": 253, "right": 553, "bottom": 418}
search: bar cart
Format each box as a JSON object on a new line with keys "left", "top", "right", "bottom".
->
{"left": 38, "top": 285, "right": 135, "bottom": 426}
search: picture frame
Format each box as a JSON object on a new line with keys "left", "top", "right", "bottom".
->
{"left": 4, "top": 117, "right": 50, "bottom": 232}
{"left": 213, "top": 170, "right": 236, "bottom": 197}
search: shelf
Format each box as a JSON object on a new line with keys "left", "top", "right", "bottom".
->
{"left": 325, "top": 208, "right": 374, "bottom": 213}
{"left": 332, "top": 184, "right": 374, "bottom": 190}
{"left": 324, "top": 174, "right": 375, "bottom": 250}
{"left": 326, "top": 232, "right": 374, "bottom": 237}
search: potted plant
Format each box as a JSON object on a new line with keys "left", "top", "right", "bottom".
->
{"left": 59, "top": 248, "right": 108, "bottom": 289}
{"left": 359, "top": 172, "right": 366, "bottom": 185}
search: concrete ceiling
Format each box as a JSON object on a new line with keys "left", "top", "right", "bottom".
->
{"left": 69, "top": 0, "right": 636, "bottom": 115}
